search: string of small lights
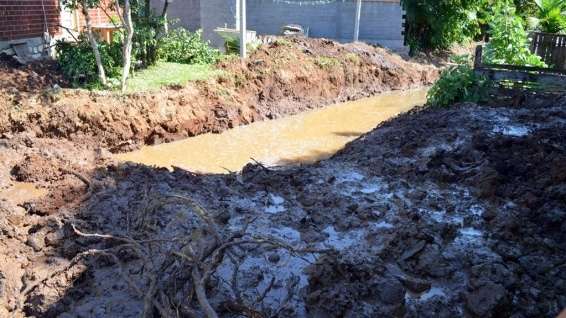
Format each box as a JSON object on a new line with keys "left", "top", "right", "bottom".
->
{"left": 272, "top": 0, "right": 339, "bottom": 5}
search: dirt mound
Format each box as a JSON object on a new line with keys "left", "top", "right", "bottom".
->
{"left": 1, "top": 94, "right": 562, "bottom": 317}
{"left": 0, "top": 38, "right": 437, "bottom": 152}
{"left": 0, "top": 57, "right": 67, "bottom": 92}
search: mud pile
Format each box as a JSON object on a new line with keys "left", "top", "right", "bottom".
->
{"left": 0, "top": 57, "right": 67, "bottom": 93}
{"left": 0, "top": 38, "right": 437, "bottom": 151}
{"left": 2, "top": 93, "right": 563, "bottom": 317}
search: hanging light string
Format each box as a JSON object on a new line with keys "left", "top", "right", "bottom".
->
{"left": 272, "top": 0, "right": 340, "bottom": 5}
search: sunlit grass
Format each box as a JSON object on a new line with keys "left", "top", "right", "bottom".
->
{"left": 126, "top": 62, "right": 219, "bottom": 92}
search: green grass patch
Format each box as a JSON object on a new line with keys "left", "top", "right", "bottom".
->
{"left": 314, "top": 56, "right": 340, "bottom": 70}
{"left": 126, "top": 62, "right": 219, "bottom": 92}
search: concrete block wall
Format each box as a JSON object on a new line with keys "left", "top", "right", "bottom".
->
{"left": 199, "top": 0, "right": 237, "bottom": 49}
{"left": 151, "top": 0, "right": 201, "bottom": 32}
{"left": 150, "top": 0, "right": 405, "bottom": 51}
{"left": 152, "top": 0, "right": 236, "bottom": 50}
{"left": 248, "top": 0, "right": 405, "bottom": 49}
{"left": 247, "top": 0, "right": 338, "bottom": 39}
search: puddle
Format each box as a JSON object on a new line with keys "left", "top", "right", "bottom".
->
{"left": 116, "top": 89, "right": 427, "bottom": 173}
{"left": 0, "top": 182, "right": 47, "bottom": 204}
{"left": 419, "top": 287, "right": 447, "bottom": 301}
{"left": 491, "top": 114, "right": 531, "bottom": 137}
{"left": 321, "top": 226, "right": 366, "bottom": 251}
{"left": 493, "top": 125, "right": 530, "bottom": 137}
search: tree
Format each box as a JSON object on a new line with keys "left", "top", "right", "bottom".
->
{"left": 485, "top": 0, "right": 546, "bottom": 66}
{"left": 130, "top": 0, "right": 170, "bottom": 67}
{"left": 401, "top": 0, "right": 488, "bottom": 53}
{"left": 63, "top": 0, "right": 108, "bottom": 86}
{"left": 115, "top": 0, "right": 134, "bottom": 91}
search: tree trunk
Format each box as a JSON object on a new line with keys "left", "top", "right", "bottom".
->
{"left": 161, "top": 0, "right": 170, "bottom": 35}
{"left": 80, "top": 0, "right": 107, "bottom": 86}
{"left": 120, "top": 0, "right": 134, "bottom": 92}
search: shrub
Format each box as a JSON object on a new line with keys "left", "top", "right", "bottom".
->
{"left": 485, "top": 0, "right": 546, "bottom": 67}
{"left": 427, "top": 56, "right": 489, "bottom": 107}
{"left": 402, "top": 0, "right": 486, "bottom": 53}
{"left": 56, "top": 36, "right": 122, "bottom": 85}
{"left": 158, "top": 29, "right": 220, "bottom": 64}
{"left": 528, "top": 0, "right": 566, "bottom": 33}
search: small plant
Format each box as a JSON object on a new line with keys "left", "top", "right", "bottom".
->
{"left": 344, "top": 53, "right": 361, "bottom": 64}
{"left": 484, "top": 0, "right": 546, "bottom": 66}
{"left": 427, "top": 55, "right": 489, "bottom": 107}
{"left": 273, "top": 38, "right": 292, "bottom": 47}
{"left": 56, "top": 36, "right": 122, "bottom": 86}
{"left": 314, "top": 56, "right": 340, "bottom": 70}
{"left": 158, "top": 29, "right": 220, "bottom": 65}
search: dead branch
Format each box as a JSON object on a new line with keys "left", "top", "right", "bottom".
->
{"left": 71, "top": 225, "right": 172, "bottom": 318}
{"left": 60, "top": 168, "right": 91, "bottom": 188}
{"left": 166, "top": 193, "right": 222, "bottom": 243}
{"left": 250, "top": 157, "right": 271, "bottom": 171}
{"left": 256, "top": 276, "right": 276, "bottom": 304}
{"left": 192, "top": 266, "right": 219, "bottom": 318}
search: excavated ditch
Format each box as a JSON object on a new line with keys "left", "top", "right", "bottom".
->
{"left": 3, "top": 93, "right": 563, "bottom": 317}
{"left": 0, "top": 38, "right": 564, "bottom": 317}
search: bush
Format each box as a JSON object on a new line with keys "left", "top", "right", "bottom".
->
{"left": 528, "top": 0, "right": 566, "bottom": 34}
{"left": 56, "top": 36, "right": 122, "bottom": 85}
{"left": 427, "top": 56, "right": 489, "bottom": 107}
{"left": 485, "top": 0, "right": 546, "bottom": 67}
{"left": 158, "top": 29, "right": 220, "bottom": 65}
{"left": 402, "top": 0, "right": 486, "bottom": 53}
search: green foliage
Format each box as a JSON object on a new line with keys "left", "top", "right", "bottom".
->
{"left": 158, "top": 29, "right": 220, "bottom": 65}
{"left": 529, "top": 0, "right": 566, "bottom": 33}
{"left": 485, "top": 0, "right": 546, "bottom": 66}
{"left": 56, "top": 36, "right": 122, "bottom": 85}
{"left": 427, "top": 56, "right": 489, "bottom": 107}
{"left": 401, "top": 0, "right": 488, "bottom": 52}
{"left": 130, "top": 0, "right": 168, "bottom": 67}
{"left": 314, "top": 56, "right": 340, "bottom": 70}
{"left": 60, "top": 0, "right": 100, "bottom": 10}
{"left": 515, "top": 0, "right": 539, "bottom": 18}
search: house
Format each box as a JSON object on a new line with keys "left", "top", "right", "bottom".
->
{"left": 152, "top": 0, "right": 406, "bottom": 51}
{"left": 0, "top": 0, "right": 112, "bottom": 60}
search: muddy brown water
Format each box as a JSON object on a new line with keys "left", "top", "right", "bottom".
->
{"left": 116, "top": 89, "right": 428, "bottom": 173}
{"left": 0, "top": 182, "right": 47, "bottom": 204}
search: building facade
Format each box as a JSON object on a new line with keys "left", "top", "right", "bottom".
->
{"left": 153, "top": 0, "right": 405, "bottom": 51}
{"left": 0, "top": 0, "right": 111, "bottom": 57}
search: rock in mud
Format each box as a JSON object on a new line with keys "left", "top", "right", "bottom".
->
{"left": 465, "top": 282, "right": 508, "bottom": 317}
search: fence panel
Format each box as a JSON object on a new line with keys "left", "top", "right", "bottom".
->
{"left": 530, "top": 32, "right": 566, "bottom": 71}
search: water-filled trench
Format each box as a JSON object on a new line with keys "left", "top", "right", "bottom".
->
{"left": 116, "top": 89, "right": 427, "bottom": 172}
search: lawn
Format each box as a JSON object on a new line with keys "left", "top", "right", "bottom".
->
{"left": 126, "top": 62, "right": 219, "bottom": 92}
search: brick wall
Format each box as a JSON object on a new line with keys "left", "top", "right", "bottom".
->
{"left": 77, "top": 1, "right": 113, "bottom": 29}
{"left": 0, "top": 0, "right": 60, "bottom": 41}
{"left": 0, "top": 0, "right": 112, "bottom": 42}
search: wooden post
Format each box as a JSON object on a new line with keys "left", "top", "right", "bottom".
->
{"left": 474, "top": 45, "right": 483, "bottom": 69}
{"left": 239, "top": 0, "right": 247, "bottom": 60}
{"left": 353, "top": 0, "right": 362, "bottom": 42}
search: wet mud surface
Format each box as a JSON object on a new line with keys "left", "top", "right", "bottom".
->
{"left": 1, "top": 93, "right": 563, "bottom": 317}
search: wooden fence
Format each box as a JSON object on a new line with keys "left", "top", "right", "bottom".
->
{"left": 474, "top": 45, "right": 566, "bottom": 89}
{"left": 530, "top": 32, "right": 566, "bottom": 71}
